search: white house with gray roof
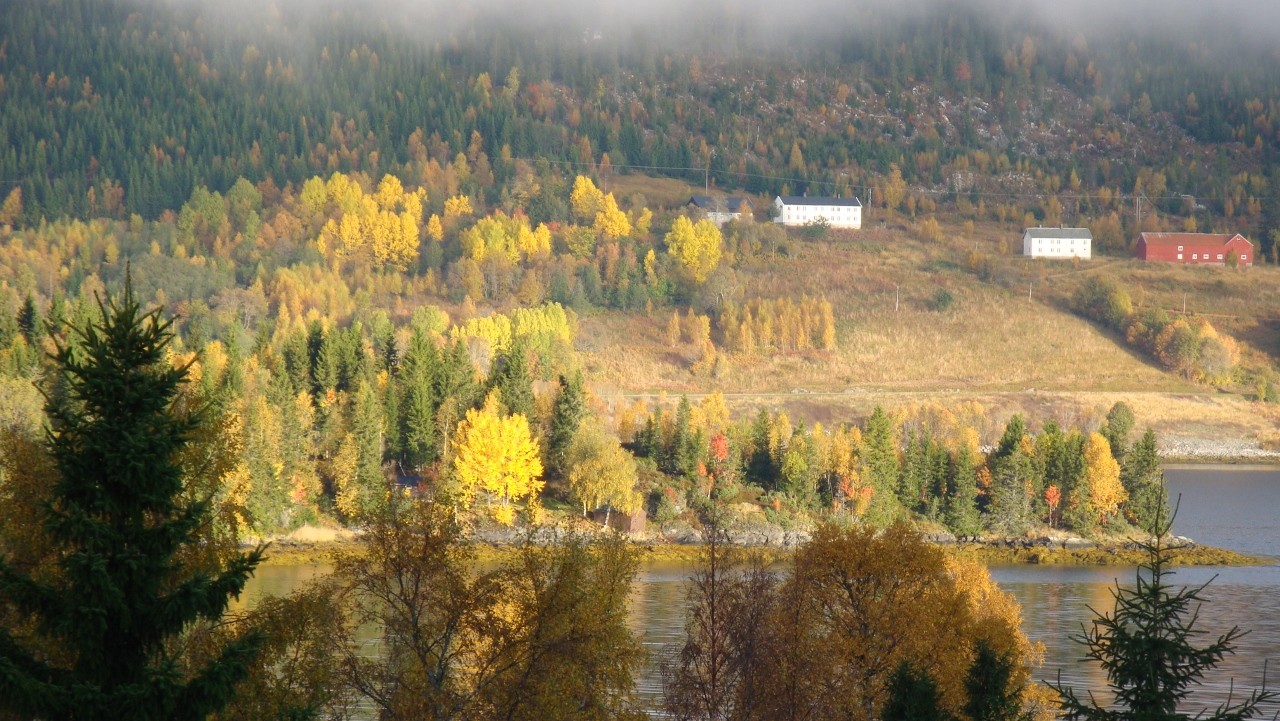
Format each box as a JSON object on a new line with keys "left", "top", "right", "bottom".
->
{"left": 1022, "top": 227, "right": 1092, "bottom": 259}
{"left": 773, "top": 196, "right": 862, "bottom": 229}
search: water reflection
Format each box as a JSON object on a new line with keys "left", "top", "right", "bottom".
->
{"left": 242, "top": 467, "right": 1280, "bottom": 716}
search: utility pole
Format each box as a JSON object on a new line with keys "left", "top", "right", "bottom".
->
{"left": 895, "top": 285, "right": 900, "bottom": 313}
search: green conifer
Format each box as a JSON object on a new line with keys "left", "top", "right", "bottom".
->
{"left": 964, "top": 640, "right": 1027, "bottom": 721}
{"left": 1052, "top": 505, "right": 1277, "bottom": 721}
{"left": 0, "top": 285, "right": 264, "bottom": 721}
{"left": 946, "top": 445, "right": 983, "bottom": 537}
{"left": 860, "top": 406, "right": 902, "bottom": 526}
{"left": 548, "top": 372, "right": 587, "bottom": 478}
{"left": 489, "top": 337, "right": 534, "bottom": 419}
{"left": 1121, "top": 428, "right": 1168, "bottom": 529}
{"left": 884, "top": 661, "right": 949, "bottom": 721}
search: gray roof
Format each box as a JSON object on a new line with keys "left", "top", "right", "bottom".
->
{"left": 776, "top": 195, "right": 862, "bottom": 207}
{"left": 690, "top": 195, "right": 750, "bottom": 212}
{"left": 1024, "top": 227, "right": 1092, "bottom": 240}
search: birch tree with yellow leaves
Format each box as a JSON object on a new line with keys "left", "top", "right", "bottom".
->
{"left": 460, "top": 211, "right": 551, "bottom": 263}
{"left": 1083, "top": 432, "right": 1126, "bottom": 526}
{"left": 452, "top": 393, "right": 543, "bottom": 523}
{"left": 314, "top": 173, "right": 425, "bottom": 269}
{"left": 565, "top": 423, "right": 641, "bottom": 521}
{"left": 665, "top": 216, "right": 723, "bottom": 283}
{"left": 570, "top": 175, "right": 604, "bottom": 223}
{"left": 593, "top": 193, "right": 632, "bottom": 240}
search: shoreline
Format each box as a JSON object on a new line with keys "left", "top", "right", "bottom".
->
{"left": 254, "top": 531, "right": 1270, "bottom": 569}
{"left": 1157, "top": 439, "right": 1280, "bottom": 465}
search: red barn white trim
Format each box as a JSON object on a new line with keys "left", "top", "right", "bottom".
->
{"left": 1134, "top": 232, "right": 1252, "bottom": 266}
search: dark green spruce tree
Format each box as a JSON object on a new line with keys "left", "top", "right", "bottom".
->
{"left": 1051, "top": 503, "right": 1277, "bottom": 721}
{"left": 1120, "top": 428, "right": 1168, "bottom": 530}
{"left": 0, "top": 285, "right": 265, "bottom": 720}
{"left": 945, "top": 444, "right": 983, "bottom": 537}
{"left": 964, "top": 640, "right": 1028, "bottom": 721}
{"left": 547, "top": 372, "right": 586, "bottom": 478}
{"left": 883, "top": 661, "right": 949, "bottom": 721}
{"left": 489, "top": 338, "right": 534, "bottom": 419}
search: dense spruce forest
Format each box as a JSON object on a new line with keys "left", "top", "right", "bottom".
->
{"left": 5, "top": 0, "right": 1280, "bottom": 255}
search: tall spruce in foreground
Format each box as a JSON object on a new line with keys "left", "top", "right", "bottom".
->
{"left": 1050, "top": 503, "right": 1276, "bottom": 721}
{"left": 0, "top": 286, "right": 265, "bottom": 721}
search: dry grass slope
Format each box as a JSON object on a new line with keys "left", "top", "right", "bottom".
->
{"left": 577, "top": 218, "right": 1280, "bottom": 449}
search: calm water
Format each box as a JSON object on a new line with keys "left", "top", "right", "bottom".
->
{"left": 247, "top": 466, "right": 1280, "bottom": 715}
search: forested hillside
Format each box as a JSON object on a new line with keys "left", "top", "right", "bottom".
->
{"left": 5, "top": 0, "right": 1280, "bottom": 255}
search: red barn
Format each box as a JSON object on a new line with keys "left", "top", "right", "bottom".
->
{"left": 1135, "top": 232, "right": 1253, "bottom": 266}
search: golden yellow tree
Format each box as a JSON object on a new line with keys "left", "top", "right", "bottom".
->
{"left": 1084, "top": 432, "right": 1127, "bottom": 524}
{"left": 593, "top": 193, "right": 632, "bottom": 240}
{"left": 666, "top": 312, "right": 681, "bottom": 347}
{"left": 881, "top": 164, "right": 907, "bottom": 211}
{"left": 570, "top": 175, "right": 604, "bottom": 223}
{"left": 452, "top": 393, "right": 544, "bottom": 520}
{"left": 0, "top": 187, "right": 22, "bottom": 227}
{"left": 331, "top": 433, "right": 362, "bottom": 522}
{"left": 634, "top": 207, "right": 653, "bottom": 236}
{"left": 818, "top": 296, "right": 836, "bottom": 350}
{"left": 665, "top": 216, "right": 723, "bottom": 283}
{"left": 311, "top": 173, "right": 424, "bottom": 269}
{"left": 739, "top": 524, "right": 1038, "bottom": 721}
{"left": 443, "top": 194, "right": 474, "bottom": 222}
{"left": 426, "top": 214, "right": 444, "bottom": 241}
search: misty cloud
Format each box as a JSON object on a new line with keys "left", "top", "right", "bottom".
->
{"left": 149, "top": 0, "right": 1280, "bottom": 50}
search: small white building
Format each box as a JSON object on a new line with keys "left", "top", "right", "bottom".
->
{"left": 1022, "top": 227, "right": 1092, "bottom": 259}
{"left": 773, "top": 196, "right": 862, "bottom": 229}
{"left": 688, "top": 196, "right": 751, "bottom": 226}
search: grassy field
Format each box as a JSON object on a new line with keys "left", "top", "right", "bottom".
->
{"left": 576, "top": 215, "right": 1280, "bottom": 448}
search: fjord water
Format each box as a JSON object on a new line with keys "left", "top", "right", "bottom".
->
{"left": 627, "top": 466, "right": 1280, "bottom": 712}
{"left": 246, "top": 466, "right": 1280, "bottom": 714}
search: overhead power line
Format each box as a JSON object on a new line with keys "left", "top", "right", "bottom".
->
{"left": 508, "top": 155, "right": 1250, "bottom": 205}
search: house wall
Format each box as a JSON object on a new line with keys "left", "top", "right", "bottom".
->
{"left": 706, "top": 211, "right": 740, "bottom": 226}
{"left": 773, "top": 200, "right": 862, "bottom": 229}
{"left": 1022, "top": 232, "right": 1091, "bottom": 259}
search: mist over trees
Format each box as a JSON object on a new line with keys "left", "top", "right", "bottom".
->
{"left": 4, "top": 0, "right": 1280, "bottom": 243}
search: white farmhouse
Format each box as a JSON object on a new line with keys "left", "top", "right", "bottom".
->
{"left": 773, "top": 196, "right": 862, "bottom": 229}
{"left": 1022, "top": 227, "right": 1092, "bottom": 259}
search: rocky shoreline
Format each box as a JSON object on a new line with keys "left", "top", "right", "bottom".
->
{"left": 1159, "top": 436, "right": 1280, "bottom": 463}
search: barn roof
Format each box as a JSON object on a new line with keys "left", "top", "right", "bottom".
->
{"left": 1024, "top": 227, "right": 1092, "bottom": 240}
{"left": 1138, "top": 232, "right": 1251, "bottom": 247}
{"left": 776, "top": 195, "right": 862, "bottom": 207}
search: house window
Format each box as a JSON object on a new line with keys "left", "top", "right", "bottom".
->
{"left": 1192, "top": 254, "right": 1198, "bottom": 260}
{"left": 1177, "top": 254, "right": 1183, "bottom": 260}
{"left": 1218, "top": 254, "right": 1224, "bottom": 260}
{"left": 1178, "top": 245, "right": 1184, "bottom": 251}
{"left": 1242, "top": 254, "right": 1248, "bottom": 261}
